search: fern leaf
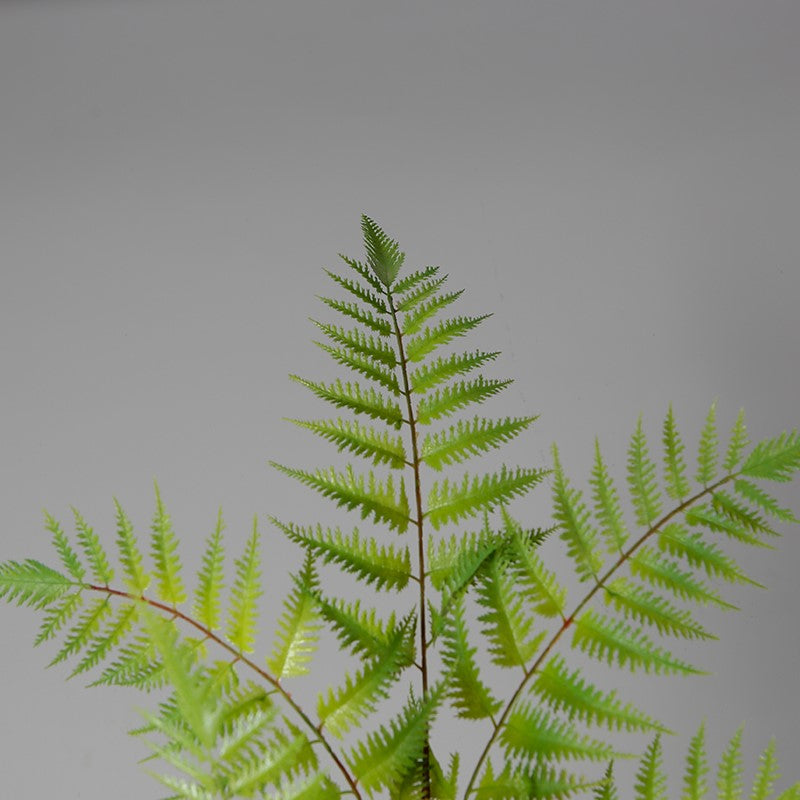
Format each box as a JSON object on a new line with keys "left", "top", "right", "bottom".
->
{"left": 91, "top": 634, "right": 164, "bottom": 690}
{"left": 348, "top": 684, "right": 445, "bottom": 796}
{"left": 635, "top": 736, "right": 667, "bottom": 800}
{"left": 696, "top": 403, "right": 719, "bottom": 485}
{"left": 657, "top": 524, "right": 753, "bottom": 585}
{"left": 312, "top": 320, "right": 397, "bottom": 368}
{"left": 50, "top": 596, "right": 111, "bottom": 666}
{"left": 441, "top": 593, "right": 500, "bottom": 719}
{"left": 711, "top": 491, "right": 774, "bottom": 536}
{"left": 500, "top": 704, "right": 616, "bottom": 763}
{"left": 603, "top": 577, "right": 713, "bottom": 639}
{"left": 717, "top": 727, "right": 744, "bottom": 800}
{"left": 150, "top": 484, "right": 186, "bottom": 606}
{"left": 663, "top": 405, "right": 690, "bottom": 500}
{"left": 403, "top": 290, "right": 463, "bottom": 337}
{"left": 596, "top": 763, "right": 619, "bottom": 800}
{"left": 340, "top": 251, "right": 387, "bottom": 295}
{"left": 396, "top": 276, "right": 448, "bottom": 313}
{"left": 0, "top": 559, "right": 74, "bottom": 608}
{"left": 534, "top": 655, "right": 662, "bottom": 733}
{"left": 319, "top": 295, "right": 392, "bottom": 337}
{"left": 724, "top": 410, "right": 749, "bottom": 472}
{"left": 405, "top": 315, "right": 491, "bottom": 362}
{"left": 35, "top": 591, "right": 83, "bottom": 646}
{"left": 227, "top": 732, "right": 313, "bottom": 794}
{"left": 193, "top": 510, "right": 225, "bottom": 631}
{"left": 114, "top": 499, "right": 150, "bottom": 594}
{"left": 324, "top": 268, "right": 387, "bottom": 315}
{"left": 44, "top": 512, "right": 85, "bottom": 582}
{"left": 552, "top": 445, "right": 603, "bottom": 581}
{"left": 290, "top": 376, "right": 405, "bottom": 428}
{"left": 315, "top": 342, "right": 400, "bottom": 395}
{"left": 361, "top": 215, "right": 405, "bottom": 288}
{"left": 392, "top": 265, "right": 439, "bottom": 296}
{"left": 421, "top": 416, "right": 537, "bottom": 470}
{"left": 271, "top": 463, "right": 411, "bottom": 533}
{"left": 288, "top": 418, "right": 407, "bottom": 469}
{"left": 71, "top": 601, "right": 138, "bottom": 677}
{"left": 417, "top": 377, "right": 512, "bottom": 424}
{"left": 685, "top": 505, "right": 768, "bottom": 548}
{"left": 476, "top": 761, "right": 596, "bottom": 800}
{"left": 741, "top": 431, "right": 800, "bottom": 483}
{"left": 751, "top": 738, "right": 779, "bottom": 800}
{"left": 427, "top": 525, "right": 500, "bottom": 591}
{"left": 572, "top": 608, "right": 701, "bottom": 674}
{"left": 627, "top": 417, "right": 663, "bottom": 526}
{"left": 426, "top": 466, "right": 545, "bottom": 530}
{"left": 271, "top": 520, "right": 411, "bottom": 590}
{"left": 733, "top": 480, "right": 798, "bottom": 523}
{"left": 590, "top": 441, "right": 629, "bottom": 553}
{"left": 409, "top": 350, "right": 500, "bottom": 394}
{"left": 72, "top": 508, "right": 114, "bottom": 585}
{"left": 267, "top": 555, "right": 321, "bottom": 678}
{"left": 681, "top": 722, "right": 708, "bottom": 800}
{"left": 226, "top": 520, "right": 263, "bottom": 653}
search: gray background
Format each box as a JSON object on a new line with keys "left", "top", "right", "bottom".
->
{"left": 1, "top": 1, "right": 798, "bottom": 797}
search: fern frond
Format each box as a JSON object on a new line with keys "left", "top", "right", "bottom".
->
{"left": 717, "top": 727, "right": 744, "bottom": 800}
{"left": 634, "top": 736, "right": 667, "bottom": 800}
{"left": 741, "top": 431, "right": 800, "bottom": 483}
{"left": 35, "top": 591, "right": 83, "bottom": 646}
{"left": 427, "top": 525, "right": 499, "bottom": 591}
{"left": 91, "top": 634, "right": 164, "bottom": 689}
{"left": 273, "top": 519, "right": 411, "bottom": 590}
{"left": 596, "top": 763, "right": 619, "bottom": 800}
{"left": 361, "top": 215, "right": 405, "bottom": 287}
{"left": 590, "top": 441, "right": 629, "bottom": 554}
{"left": 657, "top": 524, "right": 753, "bottom": 585}
{"left": 288, "top": 418, "right": 407, "bottom": 469}
{"left": 663, "top": 405, "right": 690, "bottom": 500}
{"left": 500, "top": 704, "right": 616, "bottom": 763}
{"left": 733, "top": 480, "right": 798, "bottom": 523}
{"left": 627, "top": 417, "right": 663, "bottom": 526}
{"left": 417, "top": 377, "right": 512, "bottom": 424}
{"left": 271, "top": 463, "right": 411, "bottom": 533}
{"left": 226, "top": 520, "right": 263, "bottom": 654}
{"left": 396, "top": 276, "right": 448, "bottom": 313}
{"left": 534, "top": 655, "right": 662, "bottom": 733}
{"left": 340, "top": 251, "right": 387, "bottom": 295}
{"left": 552, "top": 445, "right": 603, "bottom": 582}
{"left": 681, "top": 722, "right": 708, "bottom": 800}
{"left": 724, "top": 409, "right": 749, "bottom": 471}
{"left": 405, "top": 315, "right": 491, "bottom": 362}
{"left": 71, "top": 601, "right": 138, "bottom": 677}
{"left": 49, "top": 596, "right": 111, "bottom": 666}
{"left": 44, "top": 512, "right": 85, "bottom": 582}
{"left": 392, "top": 265, "right": 440, "bottom": 296}
{"left": 114, "top": 500, "right": 150, "bottom": 594}
{"left": 192, "top": 510, "right": 226, "bottom": 631}
{"left": 711, "top": 491, "right": 774, "bottom": 536}
{"left": 751, "top": 738, "right": 779, "bottom": 800}
{"left": 421, "top": 416, "right": 537, "bottom": 471}
{"left": 426, "top": 466, "right": 545, "bottom": 530}
{"left": 150, "top": 484, "right": 186, "bottom": 606}
{"left": 226, "top": 731, "right": 315, "bottom": 795}
{"left": 324, "top": 269, "right": 387, "bottom": 315}
{"left": 572, "top": 609, "right": 701, "bottom": 674}
{"left": 315, "top": 341, "right": 400, "bottom": 394}
{"left": 0, "top": 559, "right": 75, "bottom": 608}
{"left": 312, "top": 320, "right": 397, "bottom": 368}
{"left": 267, "top": 555, "right": 321, "bottom": 678}
{"left": 409, "top": 350, "right": 500, "bottom": 394}
{"left": 403, "top": 290, "right": 463, "bottom": 337}
{"left": 319, "top": 295, "right": 393, "bottom": 337}
{"left": 72, "top": 508, "right": 114, "bottom": 585}
{"left": 684, "top": 505, "right": 768, "bottom": 548}
{"left": 441, "top": 593, "right": 500, "bottom": 719}
{"left": 696, "top": 402, "right": 719, "bottom": 486}
{"left": 476, "top": 761, "right": 595, "bottom": 800}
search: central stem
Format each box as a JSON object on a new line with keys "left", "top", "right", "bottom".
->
{"left": 388, "top": 291, "right": 431, "bottom": 799}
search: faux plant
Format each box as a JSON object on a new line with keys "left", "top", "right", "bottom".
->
{"left": 2, "top": 216, "right": 800, "bottom": 800}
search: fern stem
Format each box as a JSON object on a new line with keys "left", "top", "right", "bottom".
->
{"left": 461, "top": 472, "right": 736, "bottom": 800}
{"left": 86, "top": 584, "right": 363, "bottom": 800}
{"left": 388, "top": 291, "right": 433, "bottom": 800}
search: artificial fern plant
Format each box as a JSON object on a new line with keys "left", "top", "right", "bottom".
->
{"left": 2, "top": 216, "right": 799, "bottom": 800}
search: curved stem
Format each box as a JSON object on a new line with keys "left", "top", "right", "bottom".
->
{"left": 462, "top": 473, "right": 736, "bottom": 800}
{"left": 86, "top": 584, "right": 362, "bottom": 800}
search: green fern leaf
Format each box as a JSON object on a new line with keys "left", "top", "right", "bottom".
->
{"left": 267, "top": 555, "right": 321, "bottom": 678}
{"left": 392, "top": 265, "right": 440, "bottom": 296}
{"left": 500, "top": 704, "right": 616, "bottom": 763}
{"left": 271, "top": 463, "right": 411, "bottom": 533}
{"left": 72, "top": 508, "right": 115, "bottom": 585}
{"left": 226, "top": 520, "right": 263, "bottom": 654}
{"left": 409, "top": 350, "right": 500, "bottom": 394}
{"left": 396, "top": 276, "right": 448, "bottom": 313}
{"left": 751, "top": 738, "right": 779, "bottom": 800}
{"left": 315, "top": 342, "right": 400, "bottom": 394}
{"left": 0, "top": 559, "right": 75, "bottom": 609}
{"left": 711, "top": 491, "right": 774, "bottom": 536}
{"left": 684, "top": 505, "right": 768, "bottom": 548}
{"left": 421, "top": 416, "right": 537, "bottom": 470}
{"left": 590, "top": 441, "right": 629, "bottom": 553}
{"left": 663, "top": 405, "right": 690, "bottom": 500}
{"left": 324, "top": 269, "right": 388, "bottom": 315}
{"left": 572, "top": 608, "right": 701, "bottom": 674}
{"left": 717, "top": 727, "right": 744, "bottom": 800}
{"left": 50, "top": 596, "right": 111, "bottom": 666}
{"left": 427, "top": 525, "right": 500, "bottom": 591}
{"left": 733, "top": 480, "right": 798, "bottom": 523}
{"left": 681, "top": 722, "right": 708, "bottom": 800}
{"left": 403, "top": 290, "right": 463, "bottom": 337}
{"left": 35, "top": 591, "right": 83, "bottom": 646}
{"left": 287, "top": 418, "right": 407, "bottom": 469}
{"left": 193, "top": 510, "right": 225, "bottom": 631}
{"left": 603, "top": 577, "right": 713, "bottom": 639}
{"left": 150, "top": 484, "right": 186, "bottom": 606}
{"left": 71, "top": 601, "right": 138, "bottom": 677}
{"left": 696, "top": 403, "right": 719, "bottom": 485}
{"left": 724, "top": 410, "right": 749, "bottom": 472}
{"left": 91, "top": 634, "right": 164, "bottom": 689}
{"left": 340, "top": 250, "right": 387, "bottom": 295}
{"left": 552, "top": 445, "right": 604, "bottom": 581}
{"left": 426, "top": 466, "right": 545, "bottom": 530}
{"left": 361, "top": 215, "right": 405, "bottom": 287}
{"left": 635, "top": 736, "right": 667, "bottom": 800}
{"left": 417, "top": 377, "right": 512, "bottom": 424}
{"left": 741, "top": 431, "right": 800, "bottom": 483}
{"left": 312, "top": 320, "right": 397, "bottom": 368}
{"left": 271, "top": 520, "right": 411, "bottom": 590}
{"left": 441, "top": 593, "right": 500, "bottom": 719}
{"left": 405, "top": 315, "right": 491, "bottom": 362}
{"left": 596, "top": 763, "right": 619, "bottom": 800}
{"left": 476, "top": 761, "right": 596, "bottom": 800}
{"left": 319, "top": 295, "right": 393, "bottom": 337}
{"left": 115, "top": 500, "right": 150, "bottom": 594}
{"left": 627, "top": 417, "right": 663, "bottom": 526}
{"left": 534, "top": 655, "right": 661, "bottom": 733}
{"left": 227, "top": 732, "right": 314, "bottom": 794}
{"left": 44, "top": 512, "right": 85, "bottom": 582}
